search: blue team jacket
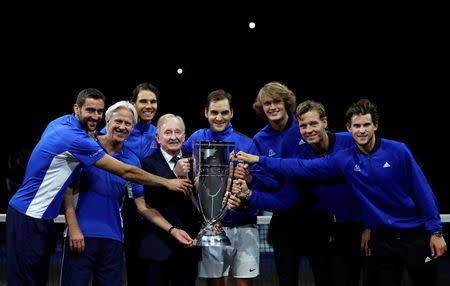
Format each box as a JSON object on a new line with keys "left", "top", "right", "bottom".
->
{"left": 249, "top": 132, "right": 362, "bottom": 223}
{"left": 258, "top": 138, "right": 442, "bottom": 233}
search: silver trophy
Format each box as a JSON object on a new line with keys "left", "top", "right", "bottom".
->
{"left": 191, "top": 141, "right": 235, "bottom": 246}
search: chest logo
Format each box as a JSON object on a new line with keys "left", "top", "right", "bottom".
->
{"left": 268, "top": 149, "right": 276, "bottom": 157}
{"left": 383, "top": 162, "right": 391, "bottom": 168}
{"left": 299, "top": 139, "right": 306, "bottom": 145}
{"left": 354, "top": 164, "right": 361, "bottom": 172}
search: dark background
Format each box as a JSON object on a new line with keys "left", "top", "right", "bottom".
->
{"left": 1, "top": 5, "right": 449, "bottom": 213}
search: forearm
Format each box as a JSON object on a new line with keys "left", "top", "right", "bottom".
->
{"left": 123, "top": 165, "right": 169, "bottom": 188}
{"left": 63, "top": 190, "right": 81, "bottom": 232}
{"left": 259, "top": 156, "right": 336, "bottom": 182}
{"left": 135, "top": 198, "right": 172, "bottom": 232}
{"left": 94, "top": 155, "right": 169, "bottom": 188}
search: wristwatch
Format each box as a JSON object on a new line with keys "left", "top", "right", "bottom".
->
{"left": 432, "top": 231, "right": 443, "bottom": 238}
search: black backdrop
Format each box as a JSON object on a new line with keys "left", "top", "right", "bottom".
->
{"left": 2, "top": 6, "right": 448, "bottom": 213}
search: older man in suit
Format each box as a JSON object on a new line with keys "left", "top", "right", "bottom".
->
{"left": 139, "top": 113, "right": 203, "bottom": 286}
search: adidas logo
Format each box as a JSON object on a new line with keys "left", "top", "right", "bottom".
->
{"left": 299, "top": 139, "right": 306, "bottom": 145}
{"left": 150, "top": 140, "right": 158, "bottom": 149}
{"left": 354, "top": 164, "right": 361, "bottom": 172}
{"left": 268, "top": 149, "right": 276, "bottom": 157}
{"left": 383, "top": 162, "right": 391, "bottom": 168}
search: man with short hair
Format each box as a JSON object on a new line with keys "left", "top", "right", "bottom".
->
{"left": 183, "top": 89, "right": 260, "bottom": 286}
{"left": 139, "top": 113, "right": 203, "bottom": 286}
{"left": 251, "top": 82, "right": 333, "bottom": 286}
{"left": 234, "top": 100, "right": 366, "bottom": 286}
{"left": 127, "top": 82, "right": 160, "bottom": 159}
{"left": 60, "top": 102, "right": 193, "bottom": 286}
{"left": 237, "top": 99, "right": 447, "bottom": 286}
{"left": 118, "top": 82, "right": 161, "bottom": 285}
{"left": 6, "top": 88, "right": 191, "bottom": 286}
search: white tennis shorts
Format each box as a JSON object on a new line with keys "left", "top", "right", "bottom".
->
{"left": 198, "top": 224, "right": 260, "bottom": 278}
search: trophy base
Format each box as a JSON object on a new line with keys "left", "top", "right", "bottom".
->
{"left": 195, "top": 227, "right": 231, "bottom": 246}
{"left": 196, "top": 234, "right": 231, "bottom": 246}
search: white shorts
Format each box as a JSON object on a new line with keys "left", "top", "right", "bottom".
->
{"left": 198, "top": 224, "right": 260, "bottom": 278}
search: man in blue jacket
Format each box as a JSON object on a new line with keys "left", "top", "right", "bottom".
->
{"left": 60, "top": 102, "right": 193, "bottom": 286}
{"left": 251, "top": 82, "right": 334, "bottom": 286}
{"left": 183, "top": 89, "right": 260, "bottom": 286}
{"left": 235, "top": 100, "right": 366, "bottom": 286}
{"left": 6, "top": 88, "right": 191, "bottom": 286}
{"left": 119, "top": 82, "right": 160, "bottom": 286}
{"left": 237, "top": 99, "right": 447, "bottom": 286}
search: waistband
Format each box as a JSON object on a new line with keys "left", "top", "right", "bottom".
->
{"left": 371, "top": 225, "right": 427, "bottom": 240}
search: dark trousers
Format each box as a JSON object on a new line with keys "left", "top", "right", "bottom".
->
{"left": 60, "top": 237, "right": 124, "bottom": 286}
{"left": 6, "top": 206, "right": 57, "bottom": 286}
{"left": 367, "top": 226, "right": 437, "bottom": 286}
{"left": 330, "top": 221, "right": 365, "bottom": 286}
{"left": 270, "top": 210, "right": 333, "bottom": 286}
{"left": 122, "top": 198, "right": 142, "bottom": 286}
{"left": 141, "top": 248, "right": 199, "bottom": 286}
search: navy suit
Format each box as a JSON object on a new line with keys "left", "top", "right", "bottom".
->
{"left": 139, "top": 150, "right": 202, "bottom": 286}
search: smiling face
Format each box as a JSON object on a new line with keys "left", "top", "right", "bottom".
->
{"left": 298, "top": 110, "right": 328, "bottom": 145}
{"left": 132, "top": 89, "right": 158, "bottom": 125}
{"left": 74, "top": 97, "right": 105, "bottom": 132}
{"left": 261, "top": 95, "right": 288, "bottom": 124}
{"left": 347, "top": 113, "right": 378, "bottom": 153}
{"left": 156, "top": 117, "right": 185, "bottom": 156}
{"left": 205, "top": 99, "right": 233, "bottom": 132}
{"left": 106, "top": 107, "right": 135, "bottom": 145}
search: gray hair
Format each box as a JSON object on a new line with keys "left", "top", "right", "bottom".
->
{"left": 156, "top": 113, "right": 185, "bottom": 134}
{"left": 105, "top": 101, "right": 138, "bottom": 124}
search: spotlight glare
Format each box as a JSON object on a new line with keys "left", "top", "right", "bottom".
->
{"left": 249, "top": 22, "right": 256, "bottom": 29}
{"left": 177, "top": 68, "right": 183, "bottom": 75}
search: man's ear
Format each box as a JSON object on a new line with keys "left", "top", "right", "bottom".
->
{"left": 346, "top": 122, "right": 351, "bottom": 132}
{"left": 73, "top": 104, "right": 80, "bottom": 118}
{"left": 204, "top": 108, "right": 209, "bottom": 118}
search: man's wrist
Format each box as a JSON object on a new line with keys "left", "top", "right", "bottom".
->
{"left": 432, "top": 231, "right": 443, "bottom": 238}
{"left": 168, "top": 225, "right": 177, "bottom": 235}
{"left": 242, "top": 190, "right": 252, "bottom": 202}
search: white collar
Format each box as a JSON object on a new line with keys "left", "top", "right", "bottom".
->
{"left": 160, "top": 147, "right": 182, "bottom": 165}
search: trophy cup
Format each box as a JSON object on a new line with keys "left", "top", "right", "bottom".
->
{"left": 192, "top": 141, "right": 235, "bottom": 246}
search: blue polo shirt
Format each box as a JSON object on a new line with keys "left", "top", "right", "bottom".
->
{"left": 70, "top": 139, "right": 144, "bottom": 242}
{"left": 9, "top": 114, "right": 105, "bottom": 219}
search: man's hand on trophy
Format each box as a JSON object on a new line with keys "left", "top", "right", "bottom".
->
{"left": 166, "top": 178, "right": 192, "bottom": 195}
{"left": 211, "top": 223, "right": 223, "bottom": 235}
{"left": 232, "top": 179, "right": 250, "bottom": 199}
{"left": 226, "top": 192, "right": 242, "bottom": 210}
{"left": 236, "top": 151, "right": 259, "bottom": 164}
{"left": 235, "top": 163, "right": 252, "bottom": 184}
{"left": 173, "top": 158, "right": 191, "bottom": 178}
{"left": 170, "top": 228, "right": 195, "bottom": 247}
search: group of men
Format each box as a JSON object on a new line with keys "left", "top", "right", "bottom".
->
{"left": 5, "top": 81, "right": 447, "bottom": 286}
